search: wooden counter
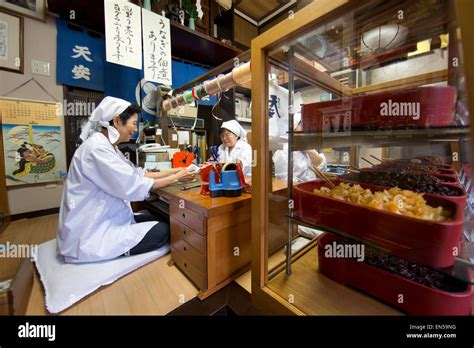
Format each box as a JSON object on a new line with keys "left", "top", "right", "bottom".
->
{"left": 147, "top": 178, "right": 288, "bottom": 300}
{"left": 149, "top": 181, "right": 251, "bottom": 300}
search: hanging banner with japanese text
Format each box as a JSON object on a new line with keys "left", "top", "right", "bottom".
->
{"left": 142, "top": 9, "right": 172, "bottom": 86}
{"left": 104, "top": 0, "right": 142, "bottom": 70}
{"left": 56, "top": 18, "right": 105, "bottom": 91}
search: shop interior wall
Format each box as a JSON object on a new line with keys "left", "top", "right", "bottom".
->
{"left": 0, "top": 15, "right": 65, "bottom": 216}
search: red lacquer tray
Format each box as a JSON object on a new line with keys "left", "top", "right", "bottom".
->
{"left": 318, "top": 233, "right": 473, "bottom": 315}
{"left": 301, "top": 86, "right": 456, "bottom": 131}
{"left": 294, "top": 179, "right": 464, "bottom": 267}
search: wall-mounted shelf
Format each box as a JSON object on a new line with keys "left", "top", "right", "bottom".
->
{"left": 236, "top": 86, "right": 251, "bottom": 98}
{"left": 290, "top": 127, "right": 471, "bottom": 151}
{"left": 170, "top": 22, "right": 242, "bottom": 67}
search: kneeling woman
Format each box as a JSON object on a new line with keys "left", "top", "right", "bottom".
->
{"left": 57, "top": 97, "right": 191, "bottom": 263}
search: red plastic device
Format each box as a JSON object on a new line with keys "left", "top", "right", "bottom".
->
{"left": 172, "top": 151, "right": 195, "bottom": 168}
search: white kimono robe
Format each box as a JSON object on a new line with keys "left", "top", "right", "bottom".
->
{"left": 57, "top": 132, "right": 157, "bottom": 263}
{"left": 217, "top": 139, "right": 253, "bottom": 177}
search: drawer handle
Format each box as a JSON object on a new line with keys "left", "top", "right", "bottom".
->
{"left": 182, "top": 213, "right": 186, "bottom": 219}
{"left": 183, "top": 246, "right": 187, "bottom": 252}
{"left": 183, "top": 230, "right": 186, "bottom": 235}
{"left": 184, "top": 262, "right": 187, "bottom": 268}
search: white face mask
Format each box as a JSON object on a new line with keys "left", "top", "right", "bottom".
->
{"left": 106, "top": 125, "right": 120, "bottom": 144}
{"left": 99, "top": 120, "right": 121, "bottom": 145}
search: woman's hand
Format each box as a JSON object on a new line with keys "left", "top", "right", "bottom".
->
{"left": 305, "top": 150, "right": 324, "bottom": 168}
{"left": 151, "top": 168, "right": 196, "bottom": 190}
{"left": 161, "top": 167, "right": 182, "bottom": 174}
{"left": 174, "top": 167, "right": 196, "bottom": 181}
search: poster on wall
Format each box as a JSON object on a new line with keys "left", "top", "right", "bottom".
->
{"left": 0, "top": 98, "right": 67, "bottom": 186}
{"left": 104, "top": 0, "right": 142, "bottom": 70}
{"left": 142, "top": 9, "right": 172, "bottom": 86}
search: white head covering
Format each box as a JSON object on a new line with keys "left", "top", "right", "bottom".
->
{"left": 220, "top": 120, "right": 247, "bottom": 142}
{"left": 80, "top": 96, "right": 131, "bottom": 144}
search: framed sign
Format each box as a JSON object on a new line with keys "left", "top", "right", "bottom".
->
{"left": 0, "top": 10, "right": 23, "bottom": 74}
{"left": 0, "top": 0, "right": 46, "bottom": 22}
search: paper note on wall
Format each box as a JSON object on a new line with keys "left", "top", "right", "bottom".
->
{"left": 178, "top": 131, "right": 189, "bottom": 145}
{"left": 104, "top": 0, "right": 142, "bottom": 69}
{"left": 142, "top": 9, "right": 172, "bottom": 85}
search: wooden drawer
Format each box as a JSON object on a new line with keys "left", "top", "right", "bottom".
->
{"left": 171, "top": 230, "right": 207, "bottom": 273}
{"left": 170, "top": 204, "right": 206, "bottom": 235}
{"left": 171, "top": 247, "right": 207, "bottom": 290}
{"left": 170, "top": 218, "right": 206, "bottom": 254}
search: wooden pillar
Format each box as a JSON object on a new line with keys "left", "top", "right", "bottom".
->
{"left": 0, "top": 126, "right": 10, "bottom": 234}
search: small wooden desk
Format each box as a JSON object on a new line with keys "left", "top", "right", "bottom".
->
{"left": 149, "top": 181, "right": 252, "bottom": 300}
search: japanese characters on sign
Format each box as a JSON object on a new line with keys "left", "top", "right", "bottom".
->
{"left": 71, "top": 45, "right": 93, "bottom": 80}
{"left": 56, "top": 18, "right": 105, "bottom": 91}
{"left": 142, "top": 9, "right": 172, "bottom": 85}
{"left": 104, "top": 0, "right": 142, "bottom": 70}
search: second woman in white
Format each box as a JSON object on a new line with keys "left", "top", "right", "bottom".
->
{"left": 217, "top": 120, "right": 253, "bottom": 177}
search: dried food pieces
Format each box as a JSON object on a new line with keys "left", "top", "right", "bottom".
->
{"left": 415, "top": 156, "right": 444, "bottom": 165}
{"left": 332, "top": 237, "right": 467, "bottom": 292}
{"left": 313, "top": 183, "right": 451, "bottom": 221}
{"left": 345, "top": 171, "right": 461, "bottom": 196}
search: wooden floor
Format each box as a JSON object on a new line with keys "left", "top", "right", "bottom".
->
{"left": 266, "top": 246, "right": 402, "bottom": 315}
{"left": 0, "top": 215, "right": 57, "bottom": 282}
{"left": 1, "top": 214, "right": 199, "bottom": 315}
{"left": 235, "top": 245, "right": 287, "bottom": 293}
{"left": 3, "top": 215, "right": 403, "bottom": 316}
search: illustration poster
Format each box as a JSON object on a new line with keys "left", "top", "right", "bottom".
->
{"left": 1, "top": 98, "right": 67, "bottom": 186}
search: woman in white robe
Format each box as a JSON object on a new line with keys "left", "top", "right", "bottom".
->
{"left": 217, "top": 120, "right": 253, "bottom": 177}
{"left": 57, "top": 97, "right": 192, "bottom": 263}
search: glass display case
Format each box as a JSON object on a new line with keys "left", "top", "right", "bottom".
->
{"left": 251, "top": 0, "right": 474, "bottom": 315}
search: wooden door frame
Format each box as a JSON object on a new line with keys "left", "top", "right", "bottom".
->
{"left": 250, "top": 0, "right": 350, "bottom": 315}
{"left": 0, "top": 122, "right": 11, "bottom": 234}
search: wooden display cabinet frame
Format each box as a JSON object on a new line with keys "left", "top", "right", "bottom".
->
{"left": 250, "top": 0, "right": 474, "bottom": 315}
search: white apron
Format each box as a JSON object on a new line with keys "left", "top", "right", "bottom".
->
{"left": 57, "top": 132, "right": 157, "bottom": 263}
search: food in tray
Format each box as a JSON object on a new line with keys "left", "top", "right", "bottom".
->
{"left": 415, "top": 155, "right": 444, "bottom": 165}
{"left": 313, "top": 182, "right": 451, "bottom": 221}
{"left": 374, "top": 161, "right": 439, "bottom": 173}
{"left": 364, "top": 247, "right": 467, "bottom": 292}
{"left": 373, "top": 157, "right": 452, "bottom": 170}
{"left": 328, "top": 237, "right": 467, "bottom": 293}
{"left": 344, "top": 171, "right": 462, "bottom": 196}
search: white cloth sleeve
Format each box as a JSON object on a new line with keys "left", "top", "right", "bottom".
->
{"left": 240, "top": 144, "right": 253, "bottom": 177}
{"left": 115, "top": 148, "right": 148, "bottom": 178}
{"left": 83, "top": 146, "right": 154, "bottom": 202}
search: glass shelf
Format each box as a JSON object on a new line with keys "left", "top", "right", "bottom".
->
{"left": 289, "top": 127, "right": 471, "bottom": 151}
{"left": 287, "top": 214, "right": 474, "bottom": 285}
{"left": 250, "top": 0, "right": 474, "bottom": 316}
